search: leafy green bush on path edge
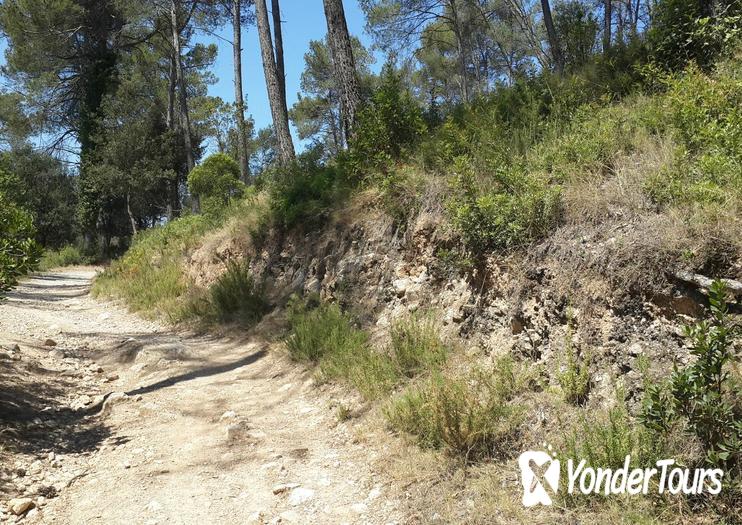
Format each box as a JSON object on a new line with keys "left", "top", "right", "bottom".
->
{"left": 0, "top": 193, "right": 41, "bottom": 294}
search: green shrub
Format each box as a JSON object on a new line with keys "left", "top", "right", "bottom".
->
{"left": 385, "top": 358, "right": 529, "bottom": 459}
{"left": 645, "top": 62, "right": 742, "bottom": 207}
{"left": 564, "top": 400, "right": 666, "bottom": 504}
{"left": 448, "top": 158, "right": 561, "bottom": 252}
{"left": 527, "top": 100, "right": 656, "bottom": 181}
{"left": 187, "top": 153, "right": 245, "bottom": 214}
{"left": 268, "top": 152, "right": 346, "bottom": 229}
{"left": 207, "top": 260, "right": 269, "bottom": 326}
{"left": 640, "top": 281, "right": 740, "bottom": 472}
{"left": 347, "top": 63, "right": 427, "bottom": 173}
{"left": 285, "top": 297, "right": 399, "bottom": 399}
{"left": 389, "top": 314, "right": 448, "bottom": 377}
{"left": 39, "top": 245, "right": 88, "bottom": 271}
{"left": 558, "top": 317, "right": 591, "bottom": 405}
{"left": 568, "top": 403, "right": 661, "bottom": 469}
{"left": 286, "top": 298, "right": 364, "bottom": 362}
{"left": 648, "top": 0, "right": 742, "bottom": 70}
{"left": 0, "top": 193, "right": 41, "bottom": 294}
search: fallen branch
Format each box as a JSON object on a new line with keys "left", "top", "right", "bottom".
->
{"left": 671, "top": 270, "right": 742, "bottom": 296}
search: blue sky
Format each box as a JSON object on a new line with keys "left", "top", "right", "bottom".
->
{"left": 196, "top": 0, "right": 380, "bottom": 150}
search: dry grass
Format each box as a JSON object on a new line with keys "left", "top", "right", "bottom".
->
{"left": 561, "top": 137, "right": 672, "bottom": 225}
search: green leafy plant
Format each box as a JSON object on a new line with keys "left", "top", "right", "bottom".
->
{"left": 187, "top": 153, "right": 245, "bottom": 214}
{"left": 385, "top": 364, "right": 526, "bottom": 459}
{"left": 0, "top": 193, "right": 41, "bottom": 294}
{"left": 347, "top": 63, "right": 427, "bottom": 174}
{"left": 267, "top": 151, "right": 345, "bottom": 229}
{"left": 641, "top": 281, "right": 740, "bottom": 471}
{"left": 448, "top": 158, "right": 561, "bottom": 252}
{"left": 39, "top": 245, "right": 89, "bottom": 271}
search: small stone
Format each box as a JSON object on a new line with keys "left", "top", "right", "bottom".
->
{"left": 145, "top": 500, "right": 162, "bottom": 512}
{"left": 104, "top": 373, "right": 119, "bottom": 382}
{"left": 367, "top": 486, "right": 382, "bottom": 501}
{"left": 351, "top": 503, "right": 368, "bottom": 514}
{"left": 100, "top": 392, "right": 129, "bottom": 417}
{"left": 287, "top": 487, "right": 314, "bottom": 506}
{"left": 44, "top": 339, "right": 57, "bottom": 347}
{"left": 71, "top": 394, "right": 92, "bottom": 410}
{"left": 8, "top": 498, "right": 34, "bottom": 515}
{"left": 225, "top": 421, "right": 249, "bottom": 441}
{"left": 219, "top": 410, "right": 237, "bottom": 421}
{"left": 272, "top": 483, "right": 300, "bottom": 495}
{"left": 28, "top": 460, "right": 42, "bottom": 475}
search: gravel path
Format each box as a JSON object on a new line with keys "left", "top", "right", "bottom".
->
{"left": 0, "top": 268, "right": 403, "bottom": 524}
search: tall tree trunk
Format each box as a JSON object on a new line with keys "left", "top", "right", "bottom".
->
{"left": 540, "top": 0, "right": 564, "bottom": 73}
{"left": 170, "top": 0, "right": 197, "bottom": 211}
{"left": 632, "top": 0, "right": 641, "bottom": 35}
{"left": 232, "top": 0, "right": 250, "bottom": 183}
{"left": 322, "top": 0, "right": 362, "bottom": 143}
{"left": 166, "top": 52, "right": 180, "bottom": 219}
{"left": 271, "top": 0, "right": 287, "bottom": 103}
{"left": 255, "top": 0, "right": 295, "bottom": 164}
{"left": 448, "top": 1, "right": 470, "bottom": 103}
{"left": 167, "top": 53, "right": 176, "bottom": 130}
{"left": 126, "top": 193, "right": 138, "bottom": 236}
{"left": 604, "top": 0, "right": 612, "bottom": 52}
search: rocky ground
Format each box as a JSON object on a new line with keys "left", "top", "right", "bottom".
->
{"left": 0, "top": 268, "right": 404, "bottom": 524}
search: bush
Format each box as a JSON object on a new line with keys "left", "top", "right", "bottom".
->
{"left": 448, "top": 158, "right": 561, "bottom": 252}
{"left": 187, "top": 153, "right": 245, "bottom": 214}
{"left": 347, "top": 63, "right": 427, "bottom": 173}
{"left": 206, "top": 260, "right": 269, "bottom": 326}
{"left": 0, "top": 193, "right": 41, "bottom": 294}
{"left": 558, "top": 318, "right": 591, "bottom": 405}
{"left": 38, "top": 245, "right": 88, "bottom": 271}
{"left": 286, "top": 297, "right": 367, "bottom": 362}
{"left": 640, "top": 281, "right": 740, "bottom": 473}
{"left": 645, "top": 63, "right": 742, "bottom": 207}
{"left": 564, "top": 401, "right": 666, "bottom": 498}
{"left": 285, "top": 301, "right": 453, "bottom": 400}
{"left": 389, "top": 314, "right": 449, "bottom": 378}
{"left": 648, "top": 0, "right": 742, "bottom": 70}
{"left": 268, "top": 153, "right": 345, "bottom": 229}
{"left": 285, "top": 297, "right": 398, "bottom": 399}
{"left": 385, "top": 363, "right": 526, "bottom": 459}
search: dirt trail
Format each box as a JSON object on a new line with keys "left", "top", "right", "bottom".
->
{"left": 0, "top": 268, "right": 404, "bottom": 524}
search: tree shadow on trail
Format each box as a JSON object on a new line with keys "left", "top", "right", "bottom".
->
{"left": 125, "top": 348, "right": 267, "bottom": 397}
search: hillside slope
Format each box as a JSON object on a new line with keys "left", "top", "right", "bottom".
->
{"left": 93, "top": 58, "right": 741, "bottom": 524}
